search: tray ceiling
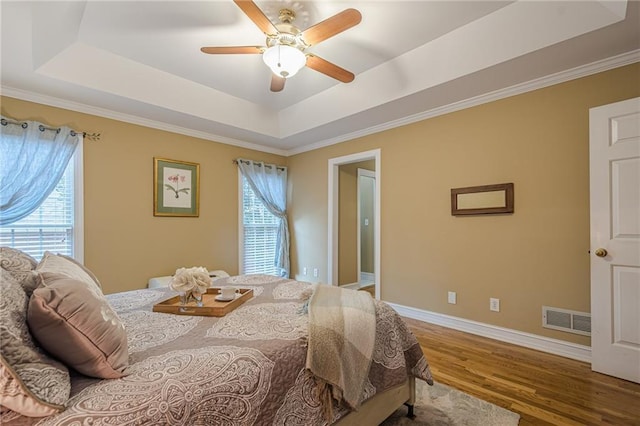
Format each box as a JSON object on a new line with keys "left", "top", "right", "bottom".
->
{"left": 2, "top": 1, "right": 639, "bottom": 155}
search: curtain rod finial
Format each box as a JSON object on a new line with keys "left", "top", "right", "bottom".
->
{"left": 83, "top": 132, "right": 101, "bottom": 141}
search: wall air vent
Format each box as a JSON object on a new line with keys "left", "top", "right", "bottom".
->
{"left": 542, "top": 306, "right": 591, "bottom": 336}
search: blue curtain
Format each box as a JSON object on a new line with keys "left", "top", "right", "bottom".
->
{"left": 237, "top": 158, "right": 290, "bottom": 278}
{"left": 0, "top": 117, "right": 80, "bottom": 225}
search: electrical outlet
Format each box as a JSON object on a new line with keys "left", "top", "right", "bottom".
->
{"left": 490, "top": 298, "right": 500, "bottom": 312}
{"left": 302, "top": 267, "right": 307, "bottom": 276}
{"left": 313, "top": 268, "right": 318, "bottom": 278}
{"left": 447, "top": 291, "right": 457, "bottom": 304}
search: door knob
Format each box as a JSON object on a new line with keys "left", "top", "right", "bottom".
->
{"left": 594, "top": 248, "right": 608, "bottom": 258}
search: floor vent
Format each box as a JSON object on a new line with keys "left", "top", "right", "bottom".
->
{"left": 542, "top": 306, "right": 591, "bottom": 336}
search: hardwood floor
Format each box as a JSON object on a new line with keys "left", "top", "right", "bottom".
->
{"left": 405, "top": 319, "right": 640, "bottom": 425}
{"left": 360, "top": 285, "right": 375, "bottom": 296}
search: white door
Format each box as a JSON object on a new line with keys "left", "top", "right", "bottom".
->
{"left": 590, "top": 97, "right": 640, "bottom": 383}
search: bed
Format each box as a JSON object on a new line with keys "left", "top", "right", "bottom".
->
{"left": 0, "top": 249, "right": 433, "bottom": 425}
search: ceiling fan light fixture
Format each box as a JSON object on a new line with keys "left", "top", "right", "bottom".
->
{"left": 262, "top": 45, "right": 306, "bottom": 78}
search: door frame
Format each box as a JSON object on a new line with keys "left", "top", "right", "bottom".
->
{"left": 328, "top": 149, "right": 381, "bottom": 299}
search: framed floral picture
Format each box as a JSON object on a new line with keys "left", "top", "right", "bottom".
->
{"left": 153, "top": 157, "right": 200, "bottom": 217}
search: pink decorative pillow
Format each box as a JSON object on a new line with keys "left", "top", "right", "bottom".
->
{"left": 36, "top": 252, "right": 102, "bottom": 290}
{"left": 28, "top": 273, "right": 129, "bottom": 379}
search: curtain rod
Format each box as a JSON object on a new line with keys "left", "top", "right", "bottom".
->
{"left": 233, "top": 159, "right": 286, "bottom": 171}
{"left": 1, "top": 117, "right": 101, "bottom": 141}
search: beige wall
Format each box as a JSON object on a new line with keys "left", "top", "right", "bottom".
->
{"left": 1, "top": 96, "right": 286, "bottom": 294}
{"left": 338, "top": 165, "right": 357, "bottom": 285}
{"left": 4, "top": 63, "right": 638, "bottom": 344}
{"left": 289, "top": 63, "right": 640, "bottom": 346}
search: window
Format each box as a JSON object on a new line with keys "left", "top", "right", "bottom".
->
{"left": 239, "top": 174, "right": 279, "bottom": 275}
{"left": 0, "top": 146, "right": 83, "bottom": 261}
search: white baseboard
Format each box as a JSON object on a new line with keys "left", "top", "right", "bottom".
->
{"left": 341, "top": 280, "right": 375, "bottom": 290}
{"left": 387, "top": 302, "right": 592, "bottom": 363}
{"left": 341, "top": 283, "right": 359, "bottom": 290}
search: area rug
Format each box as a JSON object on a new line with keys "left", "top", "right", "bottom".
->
{"left": 380, "top": 380, "right": 520, "bottom": 426}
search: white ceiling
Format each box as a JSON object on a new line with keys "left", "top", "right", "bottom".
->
{"left": 2, "top": 1, "right": 639, "bottom": 155}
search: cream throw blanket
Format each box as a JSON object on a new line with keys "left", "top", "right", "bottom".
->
{"left": 305, "top": 284, "right": 376, "bottom": 417}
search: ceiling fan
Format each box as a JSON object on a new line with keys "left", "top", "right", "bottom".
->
{"left": 200, "top": 0, "right": 362, "bottom": 92}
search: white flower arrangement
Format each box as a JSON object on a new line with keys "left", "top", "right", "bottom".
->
{"left": 169, "top": 267, "right": 212, "bottom": 304}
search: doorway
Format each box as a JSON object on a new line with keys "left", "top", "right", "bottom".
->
{"left": 336, "top": 162, "right": 375, "bottom": 287}
{"left": 328, "top": 149, "right": 381, "bottom": 299}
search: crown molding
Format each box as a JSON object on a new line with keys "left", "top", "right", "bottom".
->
{"left": 0, "top": 86, "right": 288, "bottom": 157}
{"left": 2, "top": 50, "right": 638, "bottom": 158}
{"left": 286, "top": 49, "right": 640, "bottom": 156}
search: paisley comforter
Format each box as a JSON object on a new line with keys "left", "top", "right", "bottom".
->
{"left": 6, "top": 275, "right": 432, "bottom": 425}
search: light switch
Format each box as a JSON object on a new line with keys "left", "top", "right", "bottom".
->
{"left": 364, "top": 218, "right": 369, "bottom": 226}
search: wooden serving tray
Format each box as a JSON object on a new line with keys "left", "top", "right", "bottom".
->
{"left": 153, "top": 288, "right": 253, "bottom": 317}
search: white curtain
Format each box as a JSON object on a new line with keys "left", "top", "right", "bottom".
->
{"left": 0, "top": 117, "right": 80, "bottom": 225}
{"left": 237, "top": 158, "right": 290, "bottom": 277}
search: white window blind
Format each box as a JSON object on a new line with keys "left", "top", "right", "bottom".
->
{"left": 241, "top": 175, "right": 279, "bottom": 276}
{"left": 1, "top": 157, "right": 75, "bottom": 260}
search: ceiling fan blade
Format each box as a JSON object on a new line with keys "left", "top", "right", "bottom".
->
{"left": 300, "top": 8, "right": 362, "bottom": 46}
{"left": 233, "top": 0, "right": 278, "bottom": 36}
{"left": 200, "top": 46, "right": 264, "bottom": 54}
{"left": 306, "top": 55, "right": 355, "bottom": 83}
{"left": 270, "top": 75, "right": 286, "bottom": 92}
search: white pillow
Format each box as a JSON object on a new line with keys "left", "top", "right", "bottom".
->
{"left": 36, "top": 252, "right": 102, "bottom": 291}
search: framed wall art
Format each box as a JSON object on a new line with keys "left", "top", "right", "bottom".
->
{"left": 451, "top": 183, "right": 514, "bottom": 216}
{"left": 153, "top": 157, "right": 200, "bottom": 217}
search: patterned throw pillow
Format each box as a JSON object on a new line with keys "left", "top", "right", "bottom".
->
{"left": 36, "top": 252, "right": 102, "bottom": 290}
{"left": 0, "top": 246, "right": 39, "bottom": 296}
{"left": 0, "top": 269, "right": 70, "bottom": 417}
{"left": 28, "top": 272, "right": 129, "bottom": 379}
